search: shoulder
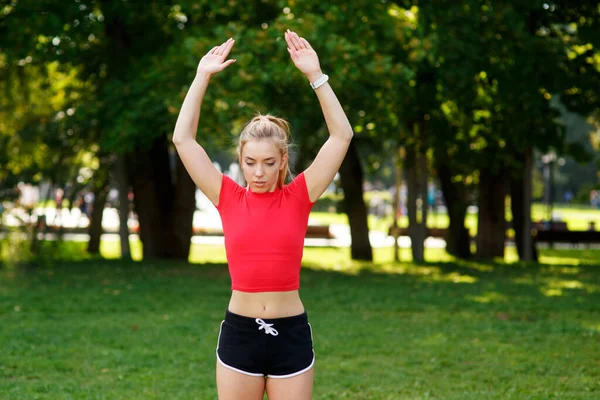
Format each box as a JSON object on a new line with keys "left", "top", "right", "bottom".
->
{"left": 216, "top": 174, "right": 245, "bottom": 209}
{"left": 283, "top": 172, "right": 315, "bottom": 206}
{"left": 284, "top": 172, "right": 306, "bottom": 192}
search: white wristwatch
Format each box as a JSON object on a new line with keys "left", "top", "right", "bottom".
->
{"left": 310, "top": 74, "right": 329, "bottom": 89}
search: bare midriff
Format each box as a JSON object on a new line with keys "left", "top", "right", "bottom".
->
{"left": 228, "top": 290, "right": 305, "bottom": 319}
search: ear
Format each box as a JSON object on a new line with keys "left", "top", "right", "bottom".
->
{"left": 280, "top": 153, "right": 288, "bottom": 170}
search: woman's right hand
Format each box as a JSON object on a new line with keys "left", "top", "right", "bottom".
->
{"left": 196, "top": 38, "right": 236, "bottom": 77}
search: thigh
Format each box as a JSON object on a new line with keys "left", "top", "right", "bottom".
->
{"left": 265, "top": 367, "right": 314, "bottom": 400}
{"left": 216, "top": 361, "right": 265, "bottom": 400}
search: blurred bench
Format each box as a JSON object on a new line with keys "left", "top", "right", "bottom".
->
{"left": 530, "top": 220, "right": 600, "bottom": 245}
{"left": 533, "top": 230, "right": 600, "bottom": 244}
{"left": 305, "top": 225, "right": 334, "bottom": 239}
{"left": 191, "top": 225, "right": 334, "bottom": 239}
{"left": 531, "top": 221, "right": 568, "bottom": 231}
{"left": 388, "top": 226, "right": 447, "bottom": 238}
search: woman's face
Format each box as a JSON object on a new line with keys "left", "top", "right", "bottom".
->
{"left": 240, "top": 138, "right": 286, "bottom": 193}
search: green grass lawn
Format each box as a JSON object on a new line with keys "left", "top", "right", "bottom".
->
{"left": 1, "top": 243, "right": 600, "bottom": 399}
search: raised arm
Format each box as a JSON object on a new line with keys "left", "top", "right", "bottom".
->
{"left": 285, "top": 30, "right": 353, "bottom": 203}
{"left": 172, "top": 38, "right": 236, "bottom": 205}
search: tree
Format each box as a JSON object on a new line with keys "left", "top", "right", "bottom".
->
{"left": 391, "top": 0, "right": 600, "bottom": 261}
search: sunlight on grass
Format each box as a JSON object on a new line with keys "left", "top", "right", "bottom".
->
{"left": 96, "top": 239, "right": 594, "bottom": 273}
{"left": 100, "top": 238, "right": 143, "bottom": 261}
{"left": 189, "top": 244, "right": 227, "bottom": 264}
{"left": 512, "top": 272, "right": 600, "bottom": 298}
{"left": 549, "top": 279, "right": 585, "bottom": 289}
{"left": 504, "top": 247, "right": 519, "bottom": 263}
{"left": 301, "top": 247, "right": 457, "bottom": 269}
{"left": 539, "top": 248, "right": 600, "bottom": 266}
{"left": 538, "top": 255, "right": 584, "bottom": 265}
{"left": 467, "top": 291, "right": 509, "bottom": 304}
{"left": 98, "top": 241, "right": 484, "bottom": 284}
{"left": 542, "top": 288, "right": 564, "bottom": 297}
{"left": 541, "top": 266, "right": 581, "bottom": 275}
{"left": 583, "top": 322, "right": 600, "bottom": 333}
{"left": 540, "top": 278, "right": 599, "bottom": 297}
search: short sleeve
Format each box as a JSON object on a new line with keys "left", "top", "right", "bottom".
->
{"left": 285, "top": 172, "right": 316, "bottom": 210}
{"left": 215, "top": 174, "right": 243, "bottom": 211}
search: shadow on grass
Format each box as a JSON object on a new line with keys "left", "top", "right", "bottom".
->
{"left": 299, "top": 253, "right": 600, "bottom": 317}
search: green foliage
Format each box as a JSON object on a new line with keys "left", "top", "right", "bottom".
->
{"left": 312, "top": 192, "right": 343, "bottom": 213}
{"left": 4, "top": 1, "right": 598, "bottom": 174}
{"left": 2, "top": 0, "right": 600, "bottom": 263}
{"left": 0, "top": 59, "right": 97, "bottom": 198}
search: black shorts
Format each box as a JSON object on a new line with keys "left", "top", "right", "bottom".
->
{"left": 216, "top": 310, "right": 314, "bottom": 378}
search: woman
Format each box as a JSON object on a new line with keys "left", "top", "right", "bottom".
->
{"left": 173, "top": 29, "right": 353, "bottom": 400}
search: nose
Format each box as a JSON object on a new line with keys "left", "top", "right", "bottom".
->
{"left": 255, "top": 165, "right": 264, "bottom": 178}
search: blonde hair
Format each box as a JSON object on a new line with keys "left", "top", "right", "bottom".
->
{"left": 237, "top": 114, "right": 291, "bottom": 188}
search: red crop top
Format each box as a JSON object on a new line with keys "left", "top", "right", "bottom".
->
{"left": 215, "top": 172, "right": 315, "bottom": 292}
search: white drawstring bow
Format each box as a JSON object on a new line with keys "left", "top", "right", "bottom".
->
{"left": 255, "top": 318, "right": 279, "bottom": 336}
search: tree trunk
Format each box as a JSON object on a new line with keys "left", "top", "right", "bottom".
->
{"left": 338, "top": 140, "right": 373, "bottom": 261}
{"left": 164, "top": 151, "right": 196, "bottom": 259}
{"left": 129, "top": 138, "right": 169, "bottom": 259}
{"left": 405, "top": 124, "right": 427, "bottom": 263}
{"left": 87, "top": 173, "right": 109, "bottom": 255}
{"left": 436, "top": 158, "right": 472, "bottom": 258}
{"left": 391, "top": 147, "right": 404, "bottom": 262}
{"left": 510, "top": 148, "right": 537, "bottom": 262}
{"left": 101, "top": 2, "right": 135, "bottom": 259}
{"left": 129, "top": 135, "right": 195, "bottom": 261}
{"left": 115, "top": 154, "right": 131, "bottom": 260}
{"left": 476, "top": 168, "right": 506, "bottom": 260}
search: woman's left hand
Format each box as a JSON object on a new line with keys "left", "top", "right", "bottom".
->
{"left": 285, "top": 30, "right": 323, "bottom": 82}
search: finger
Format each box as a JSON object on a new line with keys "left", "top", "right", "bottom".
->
{"left": 208, "top": 46, "right": 219, "bottom": 55}
{"left": 216, "top": 38, "right": 232, "bottom": 56}
{"left": 287, "top": 29, "right": 297, "bottom": 50}
{"left": 222, "top": 38, "right": 235, "bottom": 57}
{"left": 290, "top": 31, "right": 303, "bottom": 50}
{"left": 221, "top": 59, "right": 236, "bottom": 69}
{"left": 286, "top": 30, "right": 300, "bottom": 51}
{"left": 300, "top": 38, "right": 312, "bottom": 50}
{"left": 284, "top": 31, "right": 294, "bottom": 49}
{"left": 296, "top": 35, "right": 307, "bottom": 49}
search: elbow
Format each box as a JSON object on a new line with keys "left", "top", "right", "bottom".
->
{"left": 331, "top": 124, "right": 353, "bottom": 142}
{"left": 342, "top": 126, "right": 354, "bottom": 142}
{"left": 346, "top": 128, "right": 354, "bottom": 141}
{"left": 172, "top": 132, "right": 184, "bottom": 146}
{"left": 332, "top": 130, "right": 353, "bottom": 144}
